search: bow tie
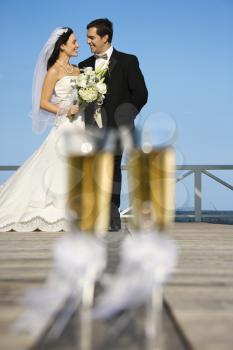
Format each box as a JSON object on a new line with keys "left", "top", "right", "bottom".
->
{"left": 94, "top": 53, "right": 108, "bottom": 60}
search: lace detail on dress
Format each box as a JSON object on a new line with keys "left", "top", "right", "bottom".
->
{"left": 0, "top": 216, "right": 69, "bottom": 232}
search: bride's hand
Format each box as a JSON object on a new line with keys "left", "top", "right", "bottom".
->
{"left": 67, "top": 105, "right": 79, "bottom": 120}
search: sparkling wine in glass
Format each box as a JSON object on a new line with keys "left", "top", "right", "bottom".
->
{"left": 65, "top": 128, "right": 115, "bottom": 236}
{"left": 128, "top": 139, "right": 176, "bottom": 232}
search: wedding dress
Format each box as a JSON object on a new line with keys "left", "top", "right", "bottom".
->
{"left": 0, "top": 76, "right": 84, "bottom": 232}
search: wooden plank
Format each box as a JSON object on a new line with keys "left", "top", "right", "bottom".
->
{"left": 164, "top": 223, "right": 233, "bottom": 350}
{"left": 1, "top": 223, "right": 232, "bottom": 349}
{"left": 0, "top": 231, "right": 63, "bottom": 350}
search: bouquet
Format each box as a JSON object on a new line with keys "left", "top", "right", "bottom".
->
{"left": 75, "top": 65, "right": 108, "bottom": 127}
{"left": 77, "top": 66, "right": 108, "bottom": 105}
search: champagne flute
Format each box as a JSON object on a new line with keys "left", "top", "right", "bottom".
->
{"left": 65, "top": 127, "right": 115, "bottom": 236}
{"left": 64, "top": 127, "right": 116, "bottom": 350}
{"left": 128, "top": 146, "right": 176, "bottom": 232}
{"left": 127, "top": 127, "right": 176, "bottom": 350}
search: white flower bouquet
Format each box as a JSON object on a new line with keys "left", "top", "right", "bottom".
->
{"left": 76, "top": 66, "right": 108, "bottom": 107}
{"left": 73, "top": 65, "right": 108, "bottom": 128}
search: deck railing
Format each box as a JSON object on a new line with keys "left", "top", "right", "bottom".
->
{"left": 176, "top": 165, "right": 233, "bottom": 222}
{"left": 1, "top": 165, "right": 233, "bottom": 222}
{"left": 121, "top": 164, "right": 233, "bottom": 222}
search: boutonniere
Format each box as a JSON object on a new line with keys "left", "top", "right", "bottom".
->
{"left": 95, "top": 63, "right": 109, "bottom": 82}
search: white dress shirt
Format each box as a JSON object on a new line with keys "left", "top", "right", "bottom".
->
{"left": 95, "top": 45, "right": 113, "bottom": 71}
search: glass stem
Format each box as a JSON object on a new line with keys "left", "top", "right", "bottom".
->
{"left": 79, "top": 277, "right": 95, "bottom": 350}
{"left": 145, "top": 285, "right": 163, "bottom": 350}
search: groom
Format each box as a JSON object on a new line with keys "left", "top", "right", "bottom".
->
{"left": 79, "top": 18, "right": 148, "bottom": 231}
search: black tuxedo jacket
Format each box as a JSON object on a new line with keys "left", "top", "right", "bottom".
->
{"left": 78, "top": 49, "right": 148, "bottom": 129}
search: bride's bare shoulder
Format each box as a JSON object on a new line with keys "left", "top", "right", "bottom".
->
{"left": 45, "top": 65, "right": 59, "bottom": 80}
{"left": 46, "top": 63, "right": 64, "bottom": 80}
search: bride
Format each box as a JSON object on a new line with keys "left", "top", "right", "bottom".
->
{"left": 0, "top": 27, "right": 85, "bottom": 232}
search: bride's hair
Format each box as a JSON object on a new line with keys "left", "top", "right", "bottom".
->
{"left": 47, "top": 27, "right": 73, "bottom": 70}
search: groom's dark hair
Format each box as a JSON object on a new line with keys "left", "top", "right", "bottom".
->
{"left": 87, "top": 18, "right": 113, "bottom": 43}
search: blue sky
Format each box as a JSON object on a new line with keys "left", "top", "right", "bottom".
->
{"left": 0, "top": 0, "right": 232, "bottom": 210}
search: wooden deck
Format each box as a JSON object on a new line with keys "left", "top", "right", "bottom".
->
{"left": 165, "top": 223, "right": 233, "bottom": 350}
{"left": 0, "top": 223, "right": 233, "bottom": 350}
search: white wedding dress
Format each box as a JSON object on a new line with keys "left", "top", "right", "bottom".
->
{"left": 0, "top": 76, "right": 85, "bottom": 232}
